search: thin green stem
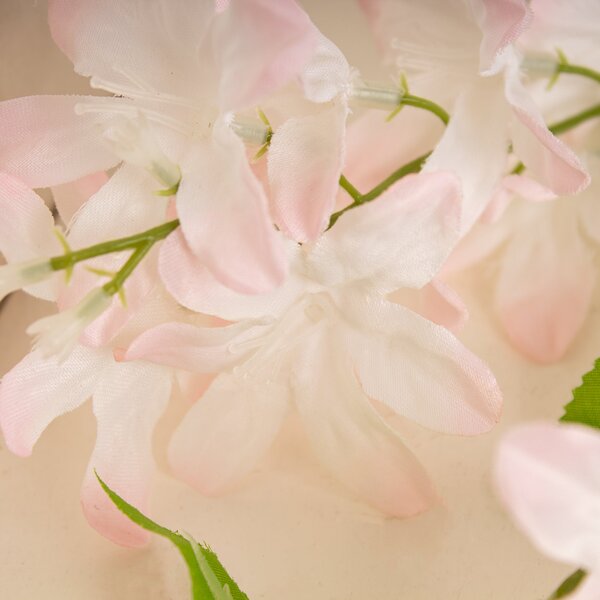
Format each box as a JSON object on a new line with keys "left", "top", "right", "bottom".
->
{"left": 103, "top": 241, "right": 154, "bottom": 296}
{"left": 330, "top": 153, "right": 430, "bottom": 228}
{"left": 50, "top": 219, "right": 180, "bottom": 272}
{"left": 339, "top": 174, "right": 362, "bottom": 202}
{"left": 398, "top": 95, "right": 450, "bottom": 126}
{"left": 557, "top": 62, "right": 600, "bottom": 86}
{"left": 511, "top": 102, "right": 600, "bottom": 175}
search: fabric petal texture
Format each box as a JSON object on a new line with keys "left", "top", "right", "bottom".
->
{"left": 51, "top": 171, "right": 109, "bottom": 226}
{"left": 213, "top": 0, "right": 317, "bottom": 111}
{"left": 81, "top": 361, "right": 171, "bottom": 547}
{"left": 309, "top": 172, "right": 461, "bottom": 292}
{"left": 0, "top": 95, "right": 119, "bottom": 188}
{"left": 293, "top": 325, "right": 436, "bottom": 517}
{"left": 495, "top": 422, "right": 600, "bottom": 571}
{"left": 268, "top": 102, "right": 347, "bottom": 242}
{"left": 0, "top": 346, "right": 110, "bottom": 456}
{"left": 344, "top": 297, "right": 502, "bottom": 435}
{"left": 176, "top": 124, "right": 287, "bottom": 294}
{"left": 169, "top": 371, "right": 290, "bottom": 495}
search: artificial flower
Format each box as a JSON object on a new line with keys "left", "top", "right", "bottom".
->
{"left": 126, "top": 171, "right": 503, "bottom": 517}
{"left": 495, "top": 421, "right": 600, "bottom": 599}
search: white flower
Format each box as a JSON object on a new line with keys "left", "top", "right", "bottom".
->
{"left": 27, "top": 287, "right": 113, "bottom": 361}
{"left": 0, "top": 259, "right": 53, "bottom": 303}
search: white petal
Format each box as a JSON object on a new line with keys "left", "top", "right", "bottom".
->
{"left": 343, "top": 296, "right": 502, "bottom": 435}
{"left": 425, "top": 82, "right": 510, "bottom": 233}
{"left": 292, "top": 325, "right": 436, "bottom": 517}
{"left": 81, "top": 361, "right": 171, "bottom": 547}
{"left": 268, "top": 101, "right": 347, "bottom": 242}
{"left": 169, "top": 371, "right": 290, "bottom": 495}
{"left": 0, "top": 346, "right": 110, "bottom": 456}
{"left": 495, "top": 422, "right": 600, "bottom": 571}
{"left": 309, "top": 171, "right": 461, "bottom": 292}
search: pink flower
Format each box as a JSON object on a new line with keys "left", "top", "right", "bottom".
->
{"left": 125, "top": 171, "right": 503, "bottom": 517}
{"left": 357, "top": 0, "right": 589, "bottom": 233}
{"left": 495, "top": 422, "right": 600, "bottom": 598}
{"left": 0, "top": 0, "right": 325, "bottom": 293}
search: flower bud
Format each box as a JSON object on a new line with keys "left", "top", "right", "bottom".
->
{"left": 0, "top": 259, "right": 53, "bottom": 303}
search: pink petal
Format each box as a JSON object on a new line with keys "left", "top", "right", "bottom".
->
{"left": 310, "top": 172, "right": 461, "bottom": 292}
{"left": 0, "top": 346, "right": 110, "bottom": 456}
{"left": 169, "top": 372, "right": 289, "bottom": 495}
{"left": 293, "top": 326, "right": 436, "bottom": 517}
{"left": 344, "top": 296, "right": 502, "bottom": 435}
{"left": 0, "top": 173, "right": 58, "bottom": 261}
{"left": 505, "top": 64, "right": 590, "bottom": 196}
{"left": 268, "top": 102, "right": 347, "bottom": 242}
{"left": 176, "top": 125, "right": 287, "bottom": 294}
{"left": 125, "top": 320, "right": 271, "bottom": 373}
{"left": 425, "top": 82, "right": 511, "bottom": 233}
{"left": 570, "top": 572, "right": 600, "bottom": 600}
{"left": 214, "top": 0, "right": 317, "bottom": 111}
{"left": 495, "top": 422, "right": 600, "bottom": 570}
{"left": 502, "top": 174, "right": 556, "bottom": 201}
{"left": 0, "top": 95, "right": 119, "bottom": 188}
{"left": 159, "top": 231, "right": 303, "bottom": 320}
{"left": 577, "top": 158, "right": 600, "bottom": 246}
{"left": 51, "top": 171, "right": 109, "bottom": 226}
{"left": 81, "top": 361, "right": 171, "bottom": 547}
{"left": 469, "top": 0, "right": 532, "bottom": 75}
{"left": 48, "top": 0, "right": 215, "bottom": 100}
{"left": 495, "top": 208, "right": 595, "bottom": 363}
{"left": 418, "top": 279, "right": 469, "bottom": 332}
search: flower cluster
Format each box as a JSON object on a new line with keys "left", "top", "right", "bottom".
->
{"left": 0, "top": 0, "right": 598, "bottom": 554}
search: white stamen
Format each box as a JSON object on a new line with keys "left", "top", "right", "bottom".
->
{"left": 27, "top": 287, "right": 112, "bottom": 362}
{"left": 0, "top": 259, "right": 53, "bottom": 303}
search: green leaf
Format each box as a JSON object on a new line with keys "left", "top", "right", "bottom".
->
{"left": 95, "top": 472, "right": 250, "bottom": 600}
{"left": 548, "top": 569, "right": 587, "bottom": 599}
{"left": 560, "top": 359, "right": 600, "bottom": 429}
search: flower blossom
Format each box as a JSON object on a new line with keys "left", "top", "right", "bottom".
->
{"left": 124, "top": 171, "right": 503, "bottom": 517}
{"left": 0, "top": 0, "right": 329, "bottom": 294}
{"left": 495, "top": 422, "right": 600, "bottom": 599}
{"left": 357, "top": 0, "right": 589, "bottom": 232}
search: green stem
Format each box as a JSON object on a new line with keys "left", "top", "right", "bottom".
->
{"left": 510, "top": 102, "right": 600, "bottom": 175}
{"left": 331, "top": 153, "right": 430, "bottom": 228}
{"left": 398, "top": 95, "right": 450, "bottom": 125}
{"left": 103, "top": 241, "right": 154, "bottom": 296}
{"left": 50, "top": 219, "right": 180, "bottom": 272}
{"left": 557, "top": 62, "right": 600, "bottom": 86}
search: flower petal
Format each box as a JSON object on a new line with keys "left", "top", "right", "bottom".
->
{"left": 51, "top": 171, "right": 109, "bottom": 226}
{"left": 81, "top": 361, "right": 171, "bottom": 547}
{"left": 0, "top": 95, "right": 119, "bottom": 188}
{"left": 310, "top": 171, "right": 461, "bottom": 292}
{"left": 0, "top": 346, "right": 110, "bottom": 456}
{"left": 176, "top": 125, "right": 287, "bottom": 294}
{"left": 268, "top": 101, "right": 347, "bottom": 242}
{"left": 469, "top": 0, "right": 532, "bottom": 75}
{"left": 169, "top": 371, "right": 290, "bottom": 495}
{"left": 159, "top": 231, "right": 303, "bottom": 320}
{"left": 125, "top": 320, "right": 272, "bottom": 373}
{"left": 293, "top": 325, "right": 436, "bottom": 517}
{"left": 494, "top": 204, "right": 595, "bottom": 363}
{"left": 495, "top": 422, "right": 600, "bottom": 570}
{"left": 344, "top": 296, "right": 502, "bottom": 435}
{"left": 425, "top": 82, "right": 510, "bottom": 233}
{"left": 505, "top": 61, "right": 590, "bottom": 196}
{"left": 214, "top": 0, "right": 317, "bottom": 111}
{"left": 48, "top": 0, "right": 215, "bottom": 100}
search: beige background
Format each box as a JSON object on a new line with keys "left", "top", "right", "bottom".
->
{"left": 1, "top": 2, "right": 597, "bottom": 598}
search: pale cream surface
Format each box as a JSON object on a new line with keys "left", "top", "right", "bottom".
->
{"left": 0, "top": 2, "right": 596, "bottom": 599}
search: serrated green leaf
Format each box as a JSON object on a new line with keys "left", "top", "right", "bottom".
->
{"left": 560, "top": 359, "right": 600, "bottom": 429}
{"left": 548, "top": 568, "right": 587, "bottom": 599}
{"left": 95, "top": 472, "right": 250, "bottom": 600}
